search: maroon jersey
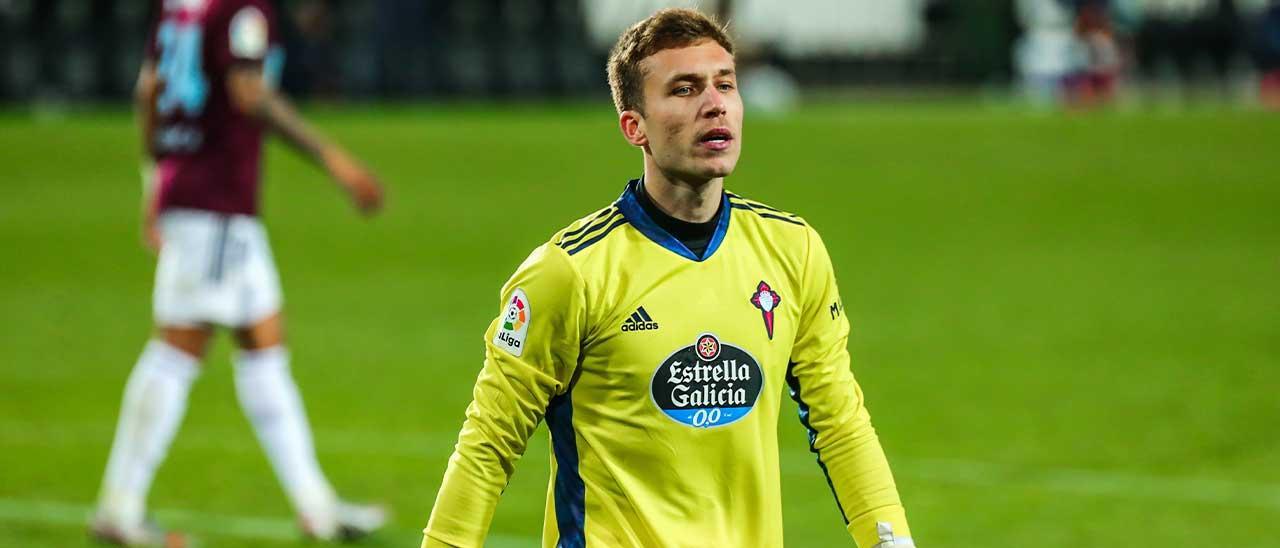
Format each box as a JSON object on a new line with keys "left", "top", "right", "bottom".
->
{"left": 147, "top": 0, "right": 282, "bottom": 216}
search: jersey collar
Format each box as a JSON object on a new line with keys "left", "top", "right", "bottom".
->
{"left": 616, "top": 178, "right": 731, "bottom": 262}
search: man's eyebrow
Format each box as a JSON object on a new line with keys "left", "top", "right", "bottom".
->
{"left": 666, "top": 72, "right": 705, "bottom": 85}
{"left": 666, "top": 68, "right": 736, "bottom": 85}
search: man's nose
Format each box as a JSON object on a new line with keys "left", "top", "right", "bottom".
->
{"left": 702, "top": 88, "right": 727, "bottom": 118}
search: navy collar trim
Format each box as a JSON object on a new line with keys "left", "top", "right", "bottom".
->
{"left": 615, "top": 178, "right": 731, "bottom": 262}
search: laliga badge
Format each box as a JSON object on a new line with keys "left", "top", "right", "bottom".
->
{"left": 494, "top": 288, "right": 530, "bottom": 356}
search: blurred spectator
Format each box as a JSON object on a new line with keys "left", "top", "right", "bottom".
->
{"left": 1134, "top": 0, "right": 1244, "bottom": 92}
{"left": 0, "top": 0, "right": 1275, "bottom": 105}
{"left": 0, "top": 1, "right": 12, "bottom": 100}
{"left": 90, "top": 0, "right": 122, "bottom": 98}
{"left": 1063, "top": 1, "right": 1122, "bottom": 105}
{"left": 923, "top": 0, "right": 1020, "bottom": 84}
{"left": 17, "top": 0, "right": 134, "bottom": 101}
{"left": 1014, "top": 0, "right": 1081, "bottom": 104}
{"left": 30, "top": 0, "right": 67, "bottom": 100}
{"left": 373, "top": 0, "right": 444, "bottom": 96}
{"left": 1255, "top": 1, "right": 1280, "bottom": 108}
{"left": 280, "top": 0, "right": 342, "bottom": 98}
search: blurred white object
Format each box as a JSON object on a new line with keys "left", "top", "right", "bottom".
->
{"left": 584, "top": 0, "right": 927, "bottom": 55}
{"left": 1014, "top": 0, "right": 1083, "bottom": 105}
{"left": 300, "top": 500, "right": 389, "bottom": 541}
{"left": 741, "top": 64, "right": 800, "bottom": 116}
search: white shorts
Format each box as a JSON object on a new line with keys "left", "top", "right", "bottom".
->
{"left": 153, "top": 209, "right": 282, "bottom": 328}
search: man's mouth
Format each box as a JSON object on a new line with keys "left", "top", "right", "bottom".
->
{"left": 699, "top": 128, "right": 734, "bottom": 151}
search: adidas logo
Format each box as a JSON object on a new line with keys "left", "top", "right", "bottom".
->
{"left": 621, "top": 306, "right": 660, "bottom": 332}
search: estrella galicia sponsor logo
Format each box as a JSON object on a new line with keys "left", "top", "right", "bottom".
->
{"left": 621, "top": 306, "right": 659, "bottom": 332}
{"left": 650, "top": 333, "right": 763, "bottom": 428}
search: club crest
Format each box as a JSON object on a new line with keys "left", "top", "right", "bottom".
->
{"left": 750, "top": 281, "right": 781, "bottom": 340}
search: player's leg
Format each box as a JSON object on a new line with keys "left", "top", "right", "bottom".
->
{"left": 93, "top": 325, "right": 210, "bottom": 545}
{"left": 228, "top": 217, "right": 385, "bottom": 540}
{"left": 94, "top": 209, "right": 225, "bottom": 545}
{"left": 231, "top": 314, "right": 337, "bottom": 520}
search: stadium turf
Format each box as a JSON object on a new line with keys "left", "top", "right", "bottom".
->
{"left": 1, "top": 102, "right": 1277, "bottom": 547}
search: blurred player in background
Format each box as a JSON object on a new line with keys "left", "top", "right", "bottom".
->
{"left": 422, "top": 8, "right": 913, "bottom": 548}
{"left": 1064, "top": 0, "right": 1121, "bottom": 106}
{"left": 92, "top": 0, "right": 387, "bottom": 545}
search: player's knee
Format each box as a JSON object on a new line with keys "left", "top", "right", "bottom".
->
{"left": 234, "top": 313, "right": 285, "bottom": 350}
{"left": 158, "top": 326, "right": 213, "bottom": 361}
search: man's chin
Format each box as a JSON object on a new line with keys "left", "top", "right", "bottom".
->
{"left": 689, "top": 155, "right": 738, "bottom": 179}
{"left": 658, "top": 157, "right": 738, "bottom": 185}
{"left": 701, "top": 162, "right": 737, "bottom": 180}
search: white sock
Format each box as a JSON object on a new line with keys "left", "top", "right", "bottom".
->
{"left": 97, "top": 340, "right": 200, "bottom": 527}
{"left": 234, "top": 346, "right": 337, "bottom": 518}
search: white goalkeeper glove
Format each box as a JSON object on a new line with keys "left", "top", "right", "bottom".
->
{"left": 871, "top": 522, "right": 916, "bottom": 547}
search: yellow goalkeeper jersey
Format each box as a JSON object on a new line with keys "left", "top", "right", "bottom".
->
{"left": 423, "top": 179, "right": 912, "bottom": 548}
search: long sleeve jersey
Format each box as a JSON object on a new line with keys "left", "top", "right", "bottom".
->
{"left": 424, "top": 179, "right": 912, "bottom": 548}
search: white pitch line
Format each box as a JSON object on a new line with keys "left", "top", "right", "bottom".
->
{"left": 4, "top": 420, "right": 1279, "bottom": 513}
{"left": 0, "top": 497, "right": 539, "bottom": 547}
{"left": 784, "top": 455, "right": 1280, "bottom": 512}
{"left": 0, "top": 497, "right": 302, "bottom": 542}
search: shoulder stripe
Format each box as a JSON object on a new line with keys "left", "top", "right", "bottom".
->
{"left": 566, "top": 217, "right": 628, "bottom": 256}
{"left": 731, "top": 204, "right": 806, "bottom": 226}
{"left": 727, "top": 193, "right": 798, "bottom": 217}
{"left": 559, "top": 206, "right": 618, "bottom": 242}
{"left": 558, "top": 209, "right": 623, "bottom": 249}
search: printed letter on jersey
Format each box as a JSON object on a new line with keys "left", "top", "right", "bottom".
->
{"left": 650, "top": 334, "right": 763, "bottom": 428}
{"left": 493, "top": 288, "right": 530, "bottom": 357}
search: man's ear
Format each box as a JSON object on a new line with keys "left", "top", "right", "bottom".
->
{"left": 619, "top": 110, "right": 648, "bottom": 147}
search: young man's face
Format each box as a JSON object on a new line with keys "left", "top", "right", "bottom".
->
{"left": 635, "top": 39, "right": 742, "bottom": 183}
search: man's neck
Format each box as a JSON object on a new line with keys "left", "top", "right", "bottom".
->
{"left": 642, "top": 159, "right": 723, "bottom": 223}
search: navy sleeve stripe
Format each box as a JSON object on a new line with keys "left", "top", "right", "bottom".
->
{"left": 558, "top": 207, "right": 618, "bottom": 244}
{"left": 559, "top": 209, "right": 624, "bottom": 250}
{"left": 546, "top": 392, "right": 586, "bottom": 548}
{"left": 566, "top": 217, "right": 629, "bottom": 256}
{"left": 730, "top": 204, "right": 806, "bottom": 226}
{"left": 785, "top": 361, "right": 850, "bottom": 525}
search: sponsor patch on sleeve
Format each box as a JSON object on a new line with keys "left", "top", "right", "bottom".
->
{"left": 229, "top": 6, "right": 268, "bottom": 60}
{"left": 493, "top": 288, "right": 530, "bottom": 357}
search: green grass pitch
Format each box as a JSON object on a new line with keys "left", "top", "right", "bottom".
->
{"left": 1, "top": 101, "right": 1278, "bottom": 547}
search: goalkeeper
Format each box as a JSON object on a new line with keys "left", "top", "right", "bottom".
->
{"left": 422, "top": 7, "right": 916, "bottom": 548}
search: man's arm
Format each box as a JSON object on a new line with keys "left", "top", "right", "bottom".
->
{"left": 423, "top": 244, "right": 586, "bottom": 548}
{"left": 225, "top": 65, "right": 383, "bottom": 214}
{"left": 788, "top": 226, "right": 914, "bottom": 548}
{"left": 135, "top": 60, "right": 161, "bottom": 252}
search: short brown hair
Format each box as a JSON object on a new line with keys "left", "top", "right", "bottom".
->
{"left": 607, "top": 8, "right": 735, "bottom": 114}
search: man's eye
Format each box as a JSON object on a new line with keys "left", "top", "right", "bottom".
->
{"left": 718, "top": 83, "right": 735, "bottom": 92}
{"left": 673, "top": 86, "right": 692, "bottom": 96}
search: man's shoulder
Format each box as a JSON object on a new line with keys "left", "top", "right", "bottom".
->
{"left": 726, "top": 191, "right": 811, "bottom": 234}
{"left": 725, "top": 190, "right": 825, "bottom": 268}
{"left": 507, "top": 202, "right": 626, "bottom": 285}
{"left": 547, "top": 202, "right": 629, "bottom": 258}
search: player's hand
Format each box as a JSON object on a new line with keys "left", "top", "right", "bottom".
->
{"left": 323, "top": 148, "right": 383, "bottom": 216}
{"left": 142, "top": 216, "right": 162, "bottom": 254}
